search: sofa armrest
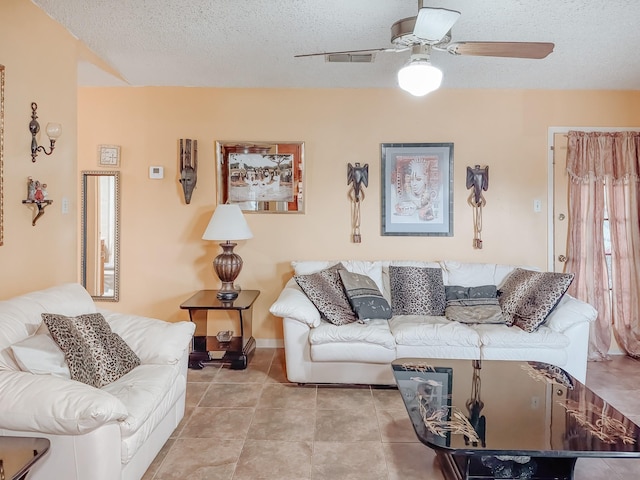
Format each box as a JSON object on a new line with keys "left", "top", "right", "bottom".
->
{"left": 0, "top": 371, "right": 127, "bottom": 435}
{"left": 544, "top": 294, "right": 597, "bottom": 333}
{"left": 99, "top": 310, "right": 195, "bottom": 365}
{"left": 269, "top": 279, "right": 321, "bottom": 328}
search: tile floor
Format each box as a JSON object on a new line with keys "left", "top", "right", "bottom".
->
{"left": 142, "top": 350, "right": 640, "bottom": 479}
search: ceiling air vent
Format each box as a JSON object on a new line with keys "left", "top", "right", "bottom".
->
{"left": 325, "top": 53, "right": 375, "bottom": 63}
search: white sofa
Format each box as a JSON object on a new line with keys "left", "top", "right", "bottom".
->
{"left": 270, "top": 260, "right": 598, "bottom": 385}
{"left": 0, "top": 283, "right": 195, "bottom": 480}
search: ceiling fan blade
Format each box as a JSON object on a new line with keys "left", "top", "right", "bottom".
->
{"left": 447, "top": 42, "right": 555, "bottom": 59}
{"left": 413, "top": 7, "right": 461, "bottom": 42}
{"left": 294, "top": 47, "right": 399, "bottom": 58}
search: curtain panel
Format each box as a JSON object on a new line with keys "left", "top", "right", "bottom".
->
{"left": 566, "top": 131, "right": 640, "bottom": 359}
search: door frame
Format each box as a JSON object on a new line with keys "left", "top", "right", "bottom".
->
{"left": 546, "top": 126, "right": 640, "bottom": 272}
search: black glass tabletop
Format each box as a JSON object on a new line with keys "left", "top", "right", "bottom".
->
{"left": 392, "top": 358, "right": 640, "bottom": 458}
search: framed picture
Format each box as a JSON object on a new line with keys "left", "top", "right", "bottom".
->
{"left": 98, "top": 145, "right": 121, "bottom": 168}
{"left": 381, "top": 142, "right": 453, "bottom": 236}
{"left": 216, "top": 141, "right": 304, "bottom": 213}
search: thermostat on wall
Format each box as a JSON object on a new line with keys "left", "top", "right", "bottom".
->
{"left": 149, "top": 166, "right": 164, "bottom": 179}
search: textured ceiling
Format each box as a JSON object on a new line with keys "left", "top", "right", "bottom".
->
{"left": 32, "top": 0, "right": 640, "bottom": 90}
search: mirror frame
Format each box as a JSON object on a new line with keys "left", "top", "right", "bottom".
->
{"left": 81, "top": 170, "right": 120, "bottom": 301}
{"left": 0, "top": 64, "right": 4, "bottom": 246}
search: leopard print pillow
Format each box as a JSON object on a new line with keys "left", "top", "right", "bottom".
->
{"left": 42, "top": 312, "right": 141, "bottom": 388}
{"left": 389, "top": 266, "right": 446, "bottom": 316}
{"left": 294, "top": 263, "right": 358, "bottom": 326}
{"left": 498, "top": 268, "right": 574, "bottom": 332}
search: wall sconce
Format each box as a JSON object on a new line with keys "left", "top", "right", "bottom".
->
{"left": 347, "top": 162, "right": 368, "bottom": 243}
{"left": 29, "top": 102, "right": 61, "bottom": 162}
{"left": 466, "top": 165, "right": 489, "bottom": 249}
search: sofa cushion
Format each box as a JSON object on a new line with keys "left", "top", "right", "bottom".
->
{"left": 294, "top": 264, "right": 358, "bottom": 326}
{"left": 389, "top": 266, "right": 446, "bottom": 316}
{"left": 43, "top": 312, "right": 141, "bottom": 388}
{"left": 10, "top": 332, "right": 71, "bottom": 378}
{"left": 474, "top": 323, "right": 570, "bottom": 349}
{"left": 309, "top": 318, "right": 395, "bottom": 350}
{"left": 338, "top": 269, "right": 392, "bottom": 321}
{"left": 440, "top": 261, "right": 519, "bottom": 287}
{"left": 498, "top": 269, "right": 574, "bottom": 332}
{"left": 390, "top": 315, "right": 480, "bottom": 347}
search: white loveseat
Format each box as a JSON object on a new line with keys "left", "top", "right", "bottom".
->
{"left": 0, "top": 283, "right": 195, "bottom": 480}
{"left": 270, "top": 260, "right": 597, "bottom": 385}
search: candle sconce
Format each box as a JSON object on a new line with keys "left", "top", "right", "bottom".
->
{"left": 29, "top": 102, "right": 61, "bottom": 162}
{"left": 22, "top": 177, "right": 52, "bottom": 226}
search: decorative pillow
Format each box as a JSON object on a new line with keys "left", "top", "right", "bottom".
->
{"left": 498, "top": 269, "right": 575, "bottom": 333}
{"left": 10, "top": 333, "right": 71, "bottom": 378}
{"left": 294, "top": 264, "right": 358, "bottom": 326}
{"left": 338, "top": 269, "right": 392, "bottom": 321}
{"left": 389, "top": 266, "right": 446, "bottom": 316}
{"left": 42, "top": 312, "right": 141, "bottom": 388}
{"left": 444, "top": 285, "right": 504, "bottom": 324}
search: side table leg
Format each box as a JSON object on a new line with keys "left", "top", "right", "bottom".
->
{"left": 227, "top": 336, "right": 257, "bottom": 370}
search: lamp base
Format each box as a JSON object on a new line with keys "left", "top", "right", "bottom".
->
{"left": 213, "top": 242, "right": 243, "bottom": 301}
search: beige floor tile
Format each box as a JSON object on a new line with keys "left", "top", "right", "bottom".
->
{"left": 315, "top": 408, "right": 381, "bottom": 442}
{"left": 233, "top": 439, "right": 312, "bottom": 480}
{"left": 154, "top": 438, "right": 243, "bottom": 480}
{"left": 180, "top": 407, "right": 254, "bottom": 439}
{"left": 141, "top": 438, "right": 175, "bottom": 480}
{"left": 213, "top": 363, "right": 271, "bottom": 384}
{"left": 384, "top": 442, "right": 443, "bottom": 480}
{"left": 248, "top": 408, "right": 316, "bottom": 441}
{"left": 376, "top": 409, "right": 420, "bottom": 443}
{"left": 187, "top": 365, "right": 221, "bottom": 382}
{"left": 574, "top": 457, "right": 622, "bottom": 480}
{"left": 143, "top": 350, "right": 640, "bottom": 480}
{"left": 258, "top": 383, "right": 317, "bottom": 409}
{"left": 311, "top": 441, "right": 387, "bottom": 480}
{"left": 372, "top": 388, "right": 406, "bottom": 411}
{"left": 199, "top": 383, "right": 263, "bottom": 408}
{"left": 316, "top": 386, "right": 374, "bottom": 410}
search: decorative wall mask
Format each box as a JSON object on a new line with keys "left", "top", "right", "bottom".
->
{"left": 347, "top": 162, "right": 368, "bottom": 243}
{"left": 179, "top": 139, "right": 197, "bottom": 204}
{"left": 466, "top": 164, "right": 489, "bottom": 249}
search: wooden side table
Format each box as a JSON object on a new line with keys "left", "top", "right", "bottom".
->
{"left": 0, "top": 436, "right": 50, "bottom": 480}
{"left": 180, "top": 289, "right": 260, "bottom": 370}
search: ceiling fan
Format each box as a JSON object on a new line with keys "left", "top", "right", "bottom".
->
{"left": 295, "top": 1, "right": 555, "bottom": 96}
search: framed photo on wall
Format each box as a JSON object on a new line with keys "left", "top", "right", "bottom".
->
{"left": 216, "top": 141, "right": 304, "bottom": 213}
{"left": 381, "top": 142, "right": 453, "bottom": 236}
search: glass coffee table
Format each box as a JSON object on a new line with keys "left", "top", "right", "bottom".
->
{"left": 392, "top": 358, "right": 640, "bottom": 480}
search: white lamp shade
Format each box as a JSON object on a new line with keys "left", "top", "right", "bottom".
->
{"left": 397, "top": 61, "right": 443, "bottom": 97}
{"left": 202, "top": 204, "right": 253, "bottom": 241}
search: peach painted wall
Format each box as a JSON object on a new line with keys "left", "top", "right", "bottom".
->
{"left": 77, "top": 87, "right": 640, "bottom": 341}
{"left": 0, "top": 0, "right": 78, "bottom": 298}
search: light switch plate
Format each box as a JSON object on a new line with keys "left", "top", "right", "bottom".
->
{"left": 149, "top": 166, "right": 164, "bottom": 179}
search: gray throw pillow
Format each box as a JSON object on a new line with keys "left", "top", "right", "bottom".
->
{"left": 42, "top": 312, "right": 141, "bottom": 388}
{"left": 294, "top": 263, "right": 358, "bottom": 326}
{"left": 498, "top": 268, "right": 574, "bottom": 332}
{"left": 389, "top": 266, "right": 446, "bottom": 316}
{"left": 444, "top": 284, "right": 504, "bottom": 324}
{"left": 338, "top": 269, "right": 392, "bottom": 321}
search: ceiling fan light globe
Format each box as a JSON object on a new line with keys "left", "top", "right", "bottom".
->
{"left": 397, "top": 62, "right": 442, "bottom": 96}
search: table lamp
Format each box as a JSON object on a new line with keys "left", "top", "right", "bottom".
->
{"left": 202, "top": 204, "right": 253, "bottom": 300}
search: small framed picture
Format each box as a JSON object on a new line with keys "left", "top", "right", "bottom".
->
{"left": 98, "top": 145, "right": 121, "bottom": 168}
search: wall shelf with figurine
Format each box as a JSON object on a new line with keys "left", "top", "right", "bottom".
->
{"left": 22, "top": 177, "right": 52, "bottom": 226}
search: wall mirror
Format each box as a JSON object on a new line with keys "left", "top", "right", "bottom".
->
{"left": 81, "top": 170, "right": 120, "bottom": 301}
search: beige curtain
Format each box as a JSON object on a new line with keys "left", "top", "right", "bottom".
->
{"left": 565, "top": 131, "right": 640, "bottom": 360}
